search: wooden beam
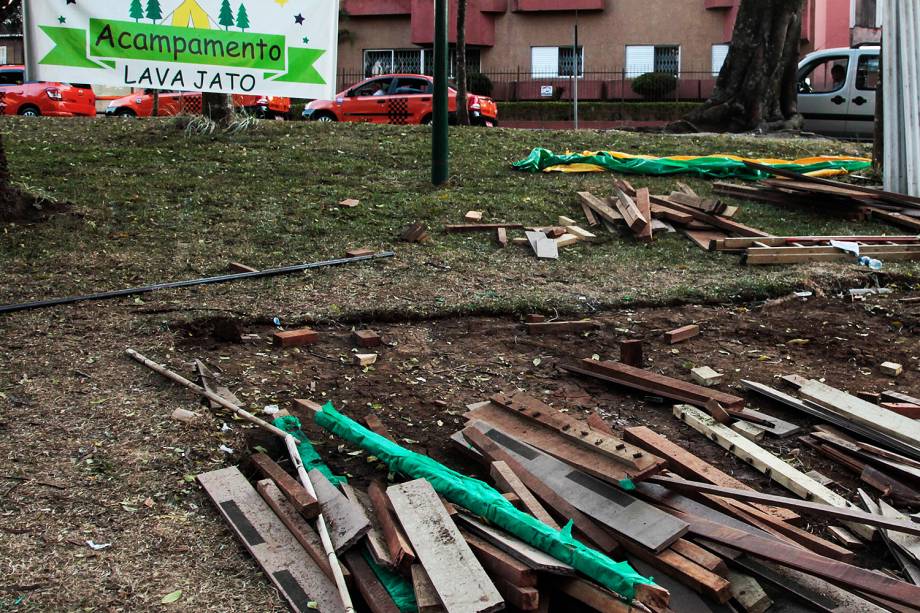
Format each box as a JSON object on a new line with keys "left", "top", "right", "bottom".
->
{"left": 675, "top": 509, "right": 920, "bottom": 609}
{"left": 577, "top": 191, "right": 622, "bottom": 223}
{"left": 673, "top": 404, "right": 875, "bottom": 541}
{"left": 342, "top": 485, "right": 393, "bottom": 569}
{"left": 461, "top": 530, "right": 538, "bottom": 587}
{"left": 488, "top": 392, "right": 659, "bottom": 473}
{"left": 552, "top": 578, "right": 637, "bottom": 613}
{"left": 611, "top": 182, "right": 649, "bottom": 234}
{"left": 490, "top": 461, "right": 560, "bottom": 529}
{"left": 197, "top": 467, "right": 345, "bottom": 613}
{"left": 309, "top": 469, "right": 371, "bottom": 554}
{"left": 250, "top": 453, "right": 320, "bottom": 519}
{"left": 342, "top": 549, "right": 402, "bottom": 613}
{"left": 635, "top": 187, "right": 654, "bottom": 242}
{"left": 444, "top": 223, "right": 525, "bottom": 233}
{"left": 387, "top": 479, "right": 504, "bottom": 613}
{"left": 411, "top": 565, "right": 445, "bottom": 613}
{"left": 367, "top": 479, "right": 416, "bottom": 573}
{"left": 464, "top": 420, "right": 688, "bottom": 553}
{"left": 564, "top": 359, "right": 745, "bottom": 410}
{"left": 454, "top": 513, "right": 576, "bottom": 575}
{"left": 669, "top": 538, "right": 728, "bottom": 577}
{"left": 727, "top": 571, "right": 772, "bottom": 613}
{"left": 648, "top": 475, "right": 920, "bottom": 537}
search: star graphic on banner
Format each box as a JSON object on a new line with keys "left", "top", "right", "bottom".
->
{"left": 66, "top": 0, "right": 76, "bottom": 4}
{"left": 274, "top": 0, "right": 288, "bottom": 5}
{"left": 58, "top": 15, "right": 66, "bottom": 23}
{"left": 302, "top": 36, "right": 309, "bottom": 44}
{"left": 294, "top": 13, "right": 305, "bottom": 25}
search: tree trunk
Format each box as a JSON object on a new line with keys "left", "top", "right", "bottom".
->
{"left": 152, "top": 90, "right": 160, "bottom": 118}
{"left": 683, "top": 0, "right": 804, "bottom": 132}
{"left": 202, "top": 92, "right": 233, "bottom": 124}
{"left": 455, "top": 0, "right": 470, "bottom": 126}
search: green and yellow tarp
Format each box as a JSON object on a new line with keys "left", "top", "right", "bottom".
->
{"left": 512, "top": 148, "right": 872, "bottom": 180}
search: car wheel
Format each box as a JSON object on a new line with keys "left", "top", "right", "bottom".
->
{"left": 18, "top": 106, "right": 40, "bottom": 117}
{"left": 314, "top": 113, "right": 337, "bottom": 123}
{"left": 420, "top": 115, "right": 433, "bottom": 126}
{"left": 115, "top": 108, "right": 137, "bottom": 118}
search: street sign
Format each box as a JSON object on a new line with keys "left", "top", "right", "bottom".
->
{"left": 540, "top": 85, "right": 553, "bottom": 97}
{"left": 23, "top": 0, "right": 339, "bottom": 99}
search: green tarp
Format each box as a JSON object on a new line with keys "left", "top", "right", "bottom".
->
{"left": 312, "top": 402, "right": 656, "bottom": 602}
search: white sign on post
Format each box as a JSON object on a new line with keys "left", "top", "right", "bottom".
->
{"left": 24, "top": 0, "right": 339, "bottom": 99}
{"left": 540, "top": 85, "right": 553, "bottom": 97}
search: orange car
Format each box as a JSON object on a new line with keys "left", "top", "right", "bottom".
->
{"left": 303, "top": 74, "right": 498, "bottom": 126}
{"left": 0, "top": 65, "right": 96, "bottom": 117}
{"left": 105, "top": 90, "right": 291, "bottom": 119}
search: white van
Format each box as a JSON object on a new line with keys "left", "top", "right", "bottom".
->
{"left": 797, "top": 45, "right": 879, "bottom": 137}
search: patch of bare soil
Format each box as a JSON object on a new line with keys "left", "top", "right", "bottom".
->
{"left": 0, "top": 188, "right": 70, "bottom": 223}
{"left": 0, "top": 291, "right": 917, "bottom": 610}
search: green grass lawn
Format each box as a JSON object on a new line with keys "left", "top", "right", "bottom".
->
{"left": 1, "top": 117, "right": 915, "bottom": 321}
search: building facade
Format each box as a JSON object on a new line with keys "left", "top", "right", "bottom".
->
{"left": 336, "top": 0, "right": 867, "bottom": 100}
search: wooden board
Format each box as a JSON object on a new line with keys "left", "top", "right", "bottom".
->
{"left": 464, "top": 400, "right": 648, "bottom": 482}
{"left": 673, "top": 404, "right": 875, "bottom": 541}
{"left": 577, "top": 191, "right": 621, "bottom": 223}
{"left": 367, "top": 479, "right": 416, "bottom": 572}
{"left": 648, "top": 475, "right": 920, "bottom": 537}
{"left": 565, "top": 358, "right": 745, "bottom": 409}
{"left": 465, "top": 420, "right": 688, "bottom": 552}
{"left": 309, "top": 469, "right": 371, "bottom": 553}
{"left": 679, "top": 510, "right": 920, "bottom": 609}
{"left": 798, "top": 379, "right": 920, "bottom": 452}
{"left": 745, "top": 246, "right": 920, "bottom": 265}
{"left": 490, "top": 460, "right": 560, "bottom": 529}
{"left": 488, "top": 392, "right": 659, "bottom": 473}
{"left": 635, "top": 187, "right": 654, "bottom": 242}
{"left": 727, "top": 571, "right": 772, "bottom": 613}
{"left": 454, "top": 513, "right": 575, "bottom": 575}
{"left": 195, "top": 359, "right": 242, "bottom": 409}
{"left": 684, "top": 229, "right": 728, "bottom": 251}
{"left": 411, "top": 564, "right": 445, "bottom": 613}
{"left": 342, "top": 549, "right": 402, "bottom": 613}
{"left": 611, "top": 183, "right": 649, "bottom": 233}
{"left": 733, "top": 408, "right": 801, "bottom": 438}
{"left": 256, "top": 479, "right": 339, "bottom": 583}
{"left": 387, "top": 479, "right": 504, "bottom": 613}
{"left": 197, "top": 467, "right": 345, "bottom": 613}
{"left": 344, "top": 485, "right": 393, "bottom": 569}
{"left": 250, "top": 453, "right": 320, "bottom": 518}
{"left": 461, "top": 530, "right": 538, "bottom": 587}
{"left": 622, "top": 425, "right": 799, "bottom": 523}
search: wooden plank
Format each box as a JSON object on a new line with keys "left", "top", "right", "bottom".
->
{"left": 670, "top": 538, "right": 728, "bottom": 577}
{"left": 461, "top": 530, "right": 538, "bottom": 587}
{"left": 444, "top": 223, "right": 525, "bottom": 233}
{"left": 343, "top": 485, "right": 393, "bottom": 569}
{"left": 488, "top": 392, "right": 659, "bottom": 473}
{"left": 576, "top": 192, "right": 604, "bottom": 226}
{"left": 651, "top": 203, "right": 695, "bottom": 225}
{"left": 673, "top": 404, "right": 876, "bottom": 541}
{"left": 490, "top": 460, "right": 560, "bottom": 529}
{"left": 733, "top": 408, "right": 801, "bottom": 438}
{"left": 491, "top": 577, "right": 540, "bottom": 611}
{"left": 635, "top": 187, "right": 654, "bottom": 242}
{"left": 648, "top": 475, "right": 920, "bottom": 537}
{"left": 367, "top": 479, "right": 416, "bottom": 573}
{"left": 461, "top": 425, "right": 621, "bottom": 554}
{"left": 882, "top": 390, "right": 920, "bottom": 407}
{"left": 197, "top": 467, "right": 344, "bottom": 613}
{"left": 454, "top": 513, "right": 575, "bottom": 575}
{"left": 745, "top": 248, "right": 920, "bottom": 265}
{"left": 342, "top": 549, "right": 402, "bottom": 613}
{"left": 256, "top": 479, "right": 343, "bottom": 584}
{"left": 464, "top": 420, "right": 688, "bottom": 553}
{"left": 718, "top": 235, "right": 920, "bottom": 249}
{"left": 309, "top": 469, "right": 371, "bottom": 554}
{"left": 565, "top": 359, "right": 744, "bottom": 410}
{"left": 798, "top": 379, "right": 920, "bottom": 452}
{"left": 387, "top": 479, "right": 504, "bottom": 613}
{"left": 464, "top": 400, "right": 647, "bottom": 482}
{"left": 496, "top": 227, "right": 508, "bottom": 248}
{"left": 552, "top": 578, "right": 636, "bottom": 613}
{"left": 683, "top": 229, "right": 727, "bottom": 251}
{"left": 611, "top": 183, "right": 649, "bottom": 233}
{"left": 250, "top": 453, "right": 320, "bottom": 519}
{"left": 731, "top": 420, "right": 765, "bottom": 441}
{"left": 411, "top": 564, "right": 445, "bottom": 613}
{"left": 727, "top": 571, "right": 772, "bottom": 613}
{"left": 677, "top": 509, "right": 920, "bottom": 609}
{"left": 629, "top": 544, "right": 731, "bottom": 604}
{"left": 646, "top": 193, "right": 771, "bottom": 238}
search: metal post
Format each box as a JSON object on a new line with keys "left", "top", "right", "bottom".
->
{"left": 573, "top": 11, "right": 579, "bottom": 130}
{"left": 432, "top": 0, "right": 449, "bottom": 185}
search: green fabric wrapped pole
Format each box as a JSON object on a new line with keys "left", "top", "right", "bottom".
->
{"left": 511, "top": 147, "right": 872, "bottom": 180}
{"left": 312, "top": 403, "right": 656, "bottom": 602}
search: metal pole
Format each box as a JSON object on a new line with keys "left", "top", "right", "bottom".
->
{"left": 573, "top": 11, "right": 579, "bottom": 130}
{"left": 432, "top": 0, "right": 449, "bottom": 185}
{"left": 125, "top": 349, "right": 356, "bottom": 613}
{"left": 0, "top": 252, "right": 396, "bottom": 315}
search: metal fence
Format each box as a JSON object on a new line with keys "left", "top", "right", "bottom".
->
{"left": 334, "top": 67, "right": 720, "bottom": 102}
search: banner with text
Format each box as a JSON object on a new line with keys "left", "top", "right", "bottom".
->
{"left": 24, "top": 0, "right": 339, "bottom": 98}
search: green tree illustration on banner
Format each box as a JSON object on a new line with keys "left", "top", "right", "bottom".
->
{"left": 218, "top": 0, "right": 235, "bottom": 30}
{"left": 236, "top": 4, "right": 250, "bottom": 31}
{"left": 145, "top": 0, "right": 163, "bottom": 22}
{"left": 129, "top": 0, "right": 144, "bottom": 22}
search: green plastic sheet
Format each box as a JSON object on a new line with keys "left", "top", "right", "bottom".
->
{"left": 312, "top": 403, "right": 656, "bottom": 602}
{"left": 362, "top": 550, "right": 418, "bottom": 613}
{"left": 511, "top": 147, "right": 872, "bottom": 180}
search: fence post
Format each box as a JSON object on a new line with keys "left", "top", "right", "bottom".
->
{"left": 621, "top": 68, "right": 626, "bottom": 103}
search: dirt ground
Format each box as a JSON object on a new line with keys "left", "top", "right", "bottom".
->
{"left": 1, "top": 287, "right": 918, "bottom": 611}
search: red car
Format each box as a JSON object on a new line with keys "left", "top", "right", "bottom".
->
{"left": 0, "top": 65, "right": 96, "bottom": 117}
{"left": 303, "top": 74, "right": 498, "bottom": 126}
{"left": 105, "top": 90, "right": 292, "bottom": 119}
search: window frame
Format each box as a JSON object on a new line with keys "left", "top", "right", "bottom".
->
{"left": 855, "top": 53, "right": 879, "bottom": 92}
{"left": 797, "top": 55, "right": 851, "bottom": 95}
